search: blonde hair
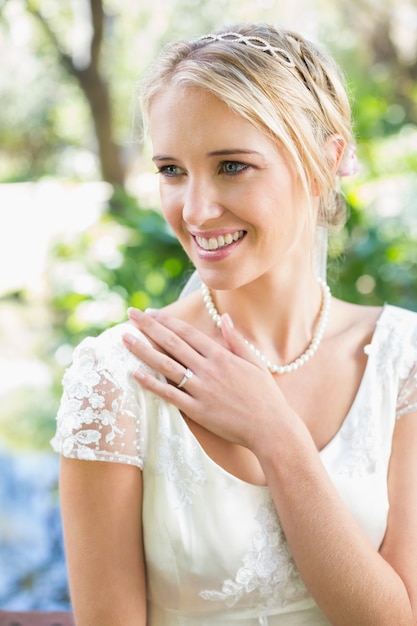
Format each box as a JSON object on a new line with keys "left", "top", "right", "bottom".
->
{"left": 140, "top": 23, "right": 354, "bottom": 229}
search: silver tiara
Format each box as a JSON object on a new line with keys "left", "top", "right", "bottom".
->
{"left": 196, "top": 32, "right": 295, "bottom": 68}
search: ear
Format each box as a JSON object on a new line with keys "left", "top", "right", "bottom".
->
{"left": 311, "top": 135, "right": 346, "bottom": 197}
{"left": 325, "top": 134, "right": 346, "bottom": 174}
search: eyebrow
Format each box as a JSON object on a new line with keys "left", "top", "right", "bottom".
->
{"left": 208, "top": 149, "right": 262, "bottom": 157}
{"left": 152, "top": 149, "right": 262, "bottom": 162}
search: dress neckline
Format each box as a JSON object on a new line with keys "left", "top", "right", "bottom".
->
{"left": 171, "top": 304, "right": 389, "bottom": 489}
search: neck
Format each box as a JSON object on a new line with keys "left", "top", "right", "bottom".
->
{"left": 204, "top": 271, "right": 329, "bottom": 369}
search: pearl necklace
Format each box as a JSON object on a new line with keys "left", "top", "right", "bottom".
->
{"left": 201, "top": 278, "right": 331, "bottom": 375}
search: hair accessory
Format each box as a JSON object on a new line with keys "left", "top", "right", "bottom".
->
{"left": 196, "top": 32, "right": 295, "bottom": 67}
{"left": 337, "top": 144, "right": 359, "bottom": 177}
{"left": 201, "top": 278, "right": 331, "bottom": 375}
{"left": 177, "top": 368, "right": 194, "bottom": 389}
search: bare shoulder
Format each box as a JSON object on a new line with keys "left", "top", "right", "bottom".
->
{"left": 328, "top": 298, "right": 384, "bottom": 347}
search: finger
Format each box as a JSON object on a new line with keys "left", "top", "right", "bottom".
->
{"left": 220, "top": 314, "right": 269, "bottom": 371}
{"left": 133, "top": 366, "right": 198, "bottom": 407}
{"left": 127, "top": 308, "right": 202, "bottom": 366}
{"left": 132, "top": 308, "right": 220, "bottom": 358}
{"left": 123, "top": 331, "right": 194, "bottom": 388}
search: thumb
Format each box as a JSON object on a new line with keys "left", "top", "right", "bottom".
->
{"left": 220, "top": 314, "right": 267, "bottom": 370}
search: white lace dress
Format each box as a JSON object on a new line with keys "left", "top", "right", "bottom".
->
{"left": 51, "top": 305, "right": 417, "bottom": 625}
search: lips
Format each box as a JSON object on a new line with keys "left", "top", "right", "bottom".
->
{"left": 195, "top": 230, "right": 245, "bottom": 251}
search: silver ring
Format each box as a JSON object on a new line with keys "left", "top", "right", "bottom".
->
{"left": 177, "top": 368, "right": 193, "bottom": 389}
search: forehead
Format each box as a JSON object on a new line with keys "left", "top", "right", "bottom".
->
{"left": 148, "top": 84, "right": 273, "bottom": 153}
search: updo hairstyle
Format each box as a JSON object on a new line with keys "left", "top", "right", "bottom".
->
{"left": 140, "top": 23, "right": 354, "bottom": 229}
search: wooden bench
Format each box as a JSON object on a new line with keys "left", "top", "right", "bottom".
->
{"left": 0, "top": 612, "right": 74, "bottom": 626}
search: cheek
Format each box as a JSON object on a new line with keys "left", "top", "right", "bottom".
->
{"left": 160, "top": 187, "right": 184, "bottom": 236}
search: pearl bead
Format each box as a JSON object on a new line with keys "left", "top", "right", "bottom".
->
{"left": 201, "top": 278, "right": 331, "bottom": 375}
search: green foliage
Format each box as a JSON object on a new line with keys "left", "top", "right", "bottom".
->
{"left": 48, "top": 188, "right": 193, "bottom": 347}
{"left": 327, "top": 128, "right": 417, "bottom": 310}
{"left": 328, "top": 189, "right": 417, "bottom": 311}
{"left": 0, "top": 190, "right": 192, "bottom": 450}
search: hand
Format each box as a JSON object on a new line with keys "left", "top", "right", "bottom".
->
{"left": 122, "top": 308, "right": 294, "bottom": 450}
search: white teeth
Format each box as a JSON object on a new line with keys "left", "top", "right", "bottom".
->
{"left": 196, "top": 230, "right": 244, "bottom": 251}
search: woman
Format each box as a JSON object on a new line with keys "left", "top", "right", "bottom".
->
{"left": 52, "top": 24, "right": 417, "bottom": 625}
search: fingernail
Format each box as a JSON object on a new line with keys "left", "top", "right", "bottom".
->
{"left": 127, "top": 307, "right": 143, "bottom": 320}
{"left": 134, "top": 368, "right": 145, "bottom": 380}
{"left": 222, "top": 313, "right": 234, "bottom": 328}
{"left": 144, "top": 308, "right": 158, "bottom": 315}
{"left": 123, "top": 333, "right": 137, "bottom": 346}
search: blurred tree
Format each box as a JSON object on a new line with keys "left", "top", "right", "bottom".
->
{"left": 23, "top": 0, "right": 126, "bottom": 187}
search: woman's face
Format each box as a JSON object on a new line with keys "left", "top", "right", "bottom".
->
{"left": 148, "top": 84, "right": 313, "bottom": 290}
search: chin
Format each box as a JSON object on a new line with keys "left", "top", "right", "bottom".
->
{"left": 197, "top": 269, "right": 252, "bottom": 292}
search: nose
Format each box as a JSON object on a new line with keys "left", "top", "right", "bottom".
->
{"left": 182, "top": 177, "right": 225, "bottom": 227}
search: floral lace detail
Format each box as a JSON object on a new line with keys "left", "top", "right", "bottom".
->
{"left": 338, "top": 400, "right": 380, "bottom": 477}
{"left": 397, "top": 362, "right": 417, "bottom": 418}
{"left": 370, "top": 307, "right": 417, "bottom": 420}
{"left": 396, "top": 321, "right": 417, "bottom": 419}
{"left": 200, "top": 498, "right": 308, "bottom": 609}
{"left": 337, "top": 307, "right": 417, "bottom": 477}
{"left": 372, "top": 309, "right": 417, "bottom": 381}
{"left": 51, "top": 328, "right": 144, "bottom": 467}
{"left": 156, "top": 427, "right": 206, "bottom": 508}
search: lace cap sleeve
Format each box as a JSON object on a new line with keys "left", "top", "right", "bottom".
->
{"left": 51, "top": 323, "right": 146, "bottom": 468}
{"left": 396, "top": 312, "right": 417, "bottom": 420}
{"left": 397, "top": 361, "right": 417, "bottom": 419}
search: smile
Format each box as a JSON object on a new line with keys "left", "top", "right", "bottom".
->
{"left": 195, "top": 230, "right": 245, "bottom": 251}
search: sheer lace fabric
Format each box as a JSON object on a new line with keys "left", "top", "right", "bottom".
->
{"left": 52, "top": 305, "right": 417, "bottom": 625}
{"left": 52, "top": 324, "right": 146, "bottom": 466}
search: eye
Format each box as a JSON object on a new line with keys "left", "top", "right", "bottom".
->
{"left": 157, "top": 164, "right": 184, "bottom": 177}
{"left": 220, "top": 161, "right": 248, "bottom": 175}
